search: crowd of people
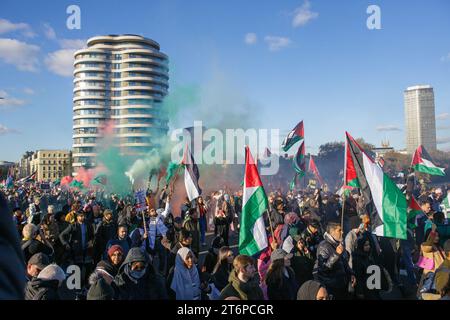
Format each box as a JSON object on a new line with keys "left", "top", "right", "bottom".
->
{"left": 0, "top": 178, "right": 449, "bottom": 301}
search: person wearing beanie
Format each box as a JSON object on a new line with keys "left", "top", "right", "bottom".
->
{"left": 265, "top": 249, "right": 297, "bottom": 300}
{"left": 297, "top": 280, "right": 329, "bottom": 300}
{"left": 114, "top": 247, "right": 168, "bottom": 300}
{"left": 96, "top": 244, "right": 124, "bottom": 277}
{"left": 25, "top": 264, "right": 66, "bottom": 300}
{"left": 87, "top": 277, "right": 114, "bottom": 300}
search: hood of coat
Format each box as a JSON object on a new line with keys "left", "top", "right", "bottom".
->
{"left": 118, "top": 247, "right": 154, "bottom": 283}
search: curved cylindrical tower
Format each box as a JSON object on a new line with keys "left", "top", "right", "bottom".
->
{"left": 72, "top": 34, "right": 169, "bottom": 171}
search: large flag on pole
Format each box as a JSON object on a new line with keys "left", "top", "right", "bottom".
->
{"left": 411, "top": 145, "right": 445, "bottom": 176}
{"left": 344, "top": 136, "right": 360, "bottom": 188}
{"left": 239, "top": 146, "right": 268, "bottom": 256}
{"left": 292, "top": 141, "right": 306, "bottom": 177}
{"left": 309, "top": 155, "right": 324, "bottom": 186}
{"left": 182, "top": 144, "right": 202, "bottom": 202}
{"left": 281, "top": 121, "right": 304, "bottom": 152}
{"left": 346, "top": 132, "right": 408, "bottom": 240}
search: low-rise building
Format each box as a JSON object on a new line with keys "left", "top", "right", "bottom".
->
{"left": 29, "top": 150, "right": 72, "bottom": 181}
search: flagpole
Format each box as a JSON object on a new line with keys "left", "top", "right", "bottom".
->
{"left": 341, "top": 133, "right": 348, "bottom": 233}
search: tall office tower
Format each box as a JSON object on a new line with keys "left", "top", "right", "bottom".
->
{"left": 72, "top": 35, "right": 169, "bottom": 172}
{"left": 404, "top": 85, "right": 437, "bottom": 154}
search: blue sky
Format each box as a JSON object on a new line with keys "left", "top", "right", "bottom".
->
{"left": 0, "top": 0, "right": 449, "bottom": 162}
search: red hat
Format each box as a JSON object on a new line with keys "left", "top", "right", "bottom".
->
{"left": 107, "top": 245, "right": 123, "bottom": 258}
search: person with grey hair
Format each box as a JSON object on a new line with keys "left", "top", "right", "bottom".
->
{"left": 21, "top": 223, "right": 53, "bottom": 263}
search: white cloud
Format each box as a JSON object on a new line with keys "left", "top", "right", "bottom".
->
{"left": 0, "top": 38, "right": 40, "bottom": 71}
{"left": 0, "top": 90, "right": 26, "bottom": 108}
{"left": 23, "top": 88, "right": 34, "bottom": 95}
{"left": 292, "top": 0, "right": 319, "bottom": 28}
{"left": 0, "top": 18, "right": 35, "bottom": 37}
{"left": 436, "top": 113, "right": 449, "bottom": 120}
{"left": 244, "top": 33, "right": 257, "bottom": 45}
{"left": 0, "top": 124, "right": 19, "bottom": 135}
{"left": 437, "top": 137, "right": 450, "bottom": 144}
{"left": 43, "top": 23, "right": 56, "bottom": 40}
{"left": 264, "top": 36, "right": 292, "bottom": 52}
{"left": 45, "top": 49, "right": 76, "bottom": 77}
{"left": 376, "top": 125, "right": 402, "bottom": 132}
{"left": 59, "top": 38, "right": 85, "bottom": 50}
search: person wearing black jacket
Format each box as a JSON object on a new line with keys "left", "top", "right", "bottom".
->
{"left": 265, "top": 249, "right": 297, "bottom": 300}
{"left": 24, "top": 264, "right": 66, "bottom": 300}
{"left": 313, "top": 222, "right": 355, "bottom": 300}
{"left": 0, "top": 191, "right": 26, "bottom": 299}
{"left": 114, "top": 247, "right": 167, "bottom": 300}
{"left": 93, "top": 209, "right": 117, "bottom": 264}
{"left": 21, "top": 223, "right": 54, "bottom": 263}
{"left": 59, "top": 211, "right": 94, "bottom": 285}
{"left": 211, "top": 246, "right": 234, "bottom": 292}
{"left": 202, "top": 236, "right": 225, "bottom": 274}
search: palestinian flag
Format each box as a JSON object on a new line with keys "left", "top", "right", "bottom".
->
{"left": 309, "top": 155, "right": 324, "bottom": 186}
{"left": 337, "top": 185, "right": 353, "bottom": 198}
{"left": 182, "top": 144, "right": 202, "bottom": 202}
{"left": 344, "top": 136, "right": 360, "bottom": 188}
{"left": 346, "top": 132, "right": 408, "bottom": 240}
{"left": 407, "top": 196, "right": 422, "bottom": 220}
{"left": 282, "top": 121, "right": 304, "bottom": 152}
{"left": 411, "top": 145, "right": 445, "bottom": 176}
{"left": 292, "top": 141, "right": 306, "bottom": 177}
{"left": 239, "top": 146, "right": 268, "bottom": 256}
{"left": 17, "top": 171, "right": 36, "bottom": 184}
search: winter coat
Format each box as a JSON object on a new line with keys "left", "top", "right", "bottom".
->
{"left": 94, "top": 219, "right": 118, "bottom": 262}
{"left": 212, "top": 263, "right": 231, "bottom": 292}
{"left": 266, "top": 267, "right": 297, "bottom": 300}
{"left": 24, "top": 278, "right": 59, "bottom": 300}
{"left": 183, "top": 216, "right": 200, "bottom": 256}
{"left": 21, "top": 239, "right": 53, "bottom": 264}
{"left": 203, "top": 250, "right": 218, "bottom": 274}
{"left": 0, "top": 192, "right": 26, "bottom": 299}
{"left": 219, "top": 270, "right": 264, "bottom": 300}
{"left": 58, "top": 222, "right": 95, "bottom": 264}
{"left": 313, "top": 232, "right": 354, "bottom": 294}
{"left": 114, "top": 248, "right": 168, "bottom": 300}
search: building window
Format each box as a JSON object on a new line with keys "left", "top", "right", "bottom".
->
{"left": 43, "top": 173, "right": 46, "bottom": 178}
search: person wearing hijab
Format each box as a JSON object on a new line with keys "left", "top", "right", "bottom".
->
{"left": 297, "top": 280, "right": 330, "bottom": 300}
{"left": 170, "top": 247, "right": 201, "bottom": 300}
